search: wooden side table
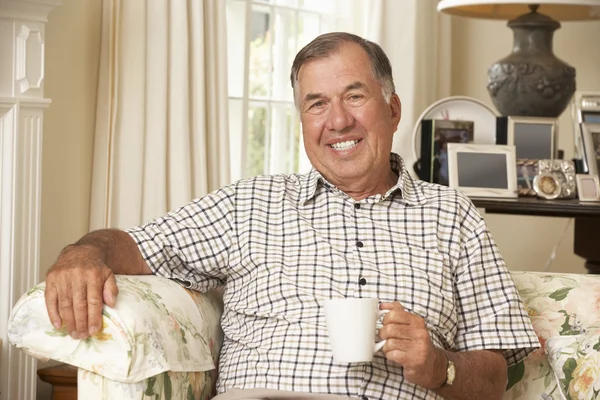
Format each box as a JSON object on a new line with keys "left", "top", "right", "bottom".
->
{"left": 37, "top": 364, "right": 77, "bottom": 400}
{"left": 471, "top": 197, "right": 600, "bottom": 273}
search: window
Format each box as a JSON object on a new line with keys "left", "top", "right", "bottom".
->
{"left": 226, "top": 0, "right": 364, "bottom": 181}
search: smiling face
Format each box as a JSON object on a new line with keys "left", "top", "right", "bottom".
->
{"left": 297, "top": 42, "right": 401, "bottom": 200}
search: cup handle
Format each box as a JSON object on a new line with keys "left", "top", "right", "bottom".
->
{"left": 373, "top": 340, "right": 386, "bottom": 353}
{"left": 377, "top": 309, "right": 390, "bottom": 320}
{"left": 373, "top": 309, "right": 390, "bottom": 353}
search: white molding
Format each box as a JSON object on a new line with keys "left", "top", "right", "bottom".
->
{"left": 15, "top": 22, "right": 45, "bottom": 96}
{"left": 0, "top": 102, "right": 42, "bottom": 400}
{"left": 0, "top": 2, "right": 60, "bottom": 400}
{"left": 0, "top": 0, "right": 62, "bottom": 22}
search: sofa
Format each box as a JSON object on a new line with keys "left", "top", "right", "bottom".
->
{"left": 7, "top": 271, "right": 600, "bottom": 400}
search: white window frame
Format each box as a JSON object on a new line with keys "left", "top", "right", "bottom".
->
{"left": 226, "top": 0, "right": 361, "bottom": 181}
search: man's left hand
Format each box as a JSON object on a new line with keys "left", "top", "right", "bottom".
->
{"left": 378, "top": 302, "right": 447, "bottom": 389}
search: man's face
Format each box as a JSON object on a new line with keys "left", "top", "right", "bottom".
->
{"left": 297, "top": 42, "right": 401, "bottom": 193}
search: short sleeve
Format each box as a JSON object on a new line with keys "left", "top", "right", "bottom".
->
{"left": 453, "top": 211, "right": 540, "bottom": 365}
{"left": 126, "top": 186, "right": 236, "bottom": 291}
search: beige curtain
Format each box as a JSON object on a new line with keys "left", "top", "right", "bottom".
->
{"left": 90, "top": 0, "right": 230, "bottom": 229}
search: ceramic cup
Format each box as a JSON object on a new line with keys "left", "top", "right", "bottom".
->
{"left": 322, "top": 297, "right": 388, "bottom": 363}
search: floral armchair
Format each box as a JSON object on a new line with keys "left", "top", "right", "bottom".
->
{"left": 503, "top": 271, "right": 600, "bottom": 400}
{"left": 7, "top": 271, "right": 600, "bottom": 400}
{"left": 8, "top": 275, "right": 223, "bottom": 400}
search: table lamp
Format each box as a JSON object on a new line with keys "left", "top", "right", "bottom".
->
{"left": 437, "top": 0, "right": 600, "bottom": 117}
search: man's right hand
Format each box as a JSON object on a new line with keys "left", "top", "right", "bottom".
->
{"left": 44, "top": 244, "right": 119, "bottom": 339}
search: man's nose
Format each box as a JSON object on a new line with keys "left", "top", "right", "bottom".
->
{"left": 325, "top": 100, "right": 354, "bottom": 131}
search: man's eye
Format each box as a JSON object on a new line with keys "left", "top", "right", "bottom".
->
{"left": 310, "top": 101, "right": 326, "bottom": 109}
{"left": 347, "top": 94, "right": 366, "bottom": 105}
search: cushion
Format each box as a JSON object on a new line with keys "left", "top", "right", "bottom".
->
{"left": 8, "top": 275, "right": 223, "bottom": 382}
{"left": 546, "top": 334, "right": 600, "bottom": 400}
{"left": 503, "top": 272, "right": 600, "bottom": 400}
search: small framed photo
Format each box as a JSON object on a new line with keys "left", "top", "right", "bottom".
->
{"left": 496, "top": 116, "right": 557, "bottom": 160}
{"left": 580, "top": 123, "right": 600, "bottom": 176}
{"left": 447, "top": 143, "right": 518, "bottom": 198}
{"left": 419, "top": 119, "right": 474, "bottom": 185}
{"left": 516, "top": 159, "right": 538, "bottom": 197}
{"left": 576, "top": 174, "right": 600, "bottom": 201}
{"left": 537, "top": 159, "right": 577, "bottom": 199}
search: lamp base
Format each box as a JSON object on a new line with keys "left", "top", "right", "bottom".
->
{"left": 487, "top": 7, "right": 575, "bottom": 117}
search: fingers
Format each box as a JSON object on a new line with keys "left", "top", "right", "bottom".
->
{"left": 103, "top": 272, "right": 118, "bottom": 308}
{"left": 45, "top": 251, "right": 116, "bottom": 339}
{"left": 87, "top": 278, "right": 105, "bottom": 336}
{"left": 54, "top": 275, "right": 101, "bottom": 339}
{"left": 44, "top": 281, "right": 62, "bottom": 329}
{"left": 380, "top": 301, "right": 405, "bottom": 311}
{"left": 56, "top": 279, "right": 77, "bottom": 337}
{"left": 380, "top": 302, "right": 420, "bottom": 326}
{"left": 71, "top": 280, "right": 89, "bottom": 338}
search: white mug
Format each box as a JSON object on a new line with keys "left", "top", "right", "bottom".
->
{"left": 322, "top": 297, "right": 388, "bottom": 363}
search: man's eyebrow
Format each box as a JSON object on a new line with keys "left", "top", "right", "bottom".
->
{"left": 345, "top": 81, "right": 366, "bottom": 91}
{"left": 302, "top": 81, "right": 367, "bottom": 104}
{"left": 303, "top": 92, "right": 323, "bottom": 103}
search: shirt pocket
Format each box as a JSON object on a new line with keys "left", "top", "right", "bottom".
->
{"left": 375, "top": 247, "right": 457, "bottom": 348}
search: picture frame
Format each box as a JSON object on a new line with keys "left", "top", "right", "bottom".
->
{"left": 572, "top": 91, "right": 600, "bottom": 125}
{"left": 412, "top": 96, "right": 497, "bottom": 162}
{"left": 580, "top": 123, "right": 600, "bottom": 177}
{"left": 496, "top": 116, "right": 557, "bottom": 160}
{"left": 418, "top": 119, "right": 474, "bottom": 185}
{"left": 536, "top": 159, "right": 577, "bottom": 199}
{"left": 516, "top": 159, "right": 538, "bottom": 197}
{"left": 447, "top": 143, "right": 518, "bottom": 198}
{"left": 576, "top": 174, "right": 600, "bottom": 201}
{"left": 572, "top": 93, "right": 600, "bottom": 170}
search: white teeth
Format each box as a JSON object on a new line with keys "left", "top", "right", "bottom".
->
{"left": 330, "top": 140, "right": 359, "bottom": 150}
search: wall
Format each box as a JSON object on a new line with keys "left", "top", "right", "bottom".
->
{"left": 451, "top": 17, "right": 600, "bottom": 273}
{"left": 37, "top": 0, "right": 101, "bottom": 398}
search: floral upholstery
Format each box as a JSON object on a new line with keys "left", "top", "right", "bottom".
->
{"left": 8, "top": 275, "right": 223, "bottom": 400}
{"left": 503, "top": 271, "right": 600, "bottom": 400}
{"left": 7, "top": 271, "right": 600, "bottom": 400}
{"left": 546, "top": 334, "right": 600, "bottom": 400}
{"left": 77, "top": 369, "right": 219, "bottom": 400}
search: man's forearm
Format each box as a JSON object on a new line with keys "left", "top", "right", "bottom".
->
{"left": 434, "top": 349, "right": 507, "bottom": 400}
{"left": 60, "top": 228, "right": 151, "bottom": 275}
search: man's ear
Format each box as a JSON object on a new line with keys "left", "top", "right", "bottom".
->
{"left": 390, "top": 93, "right": 401, "bottom": 124}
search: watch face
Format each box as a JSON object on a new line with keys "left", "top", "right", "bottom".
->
{"left": 533, "top": 173, "right": 561, "bottom": 199}
{"left": 447, "top": 360, "right": 456, "bottom": 385}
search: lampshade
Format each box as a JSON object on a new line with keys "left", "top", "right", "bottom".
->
{"left": 438, "top": 0, "right": 600, "bottom": 21}
{"left": 437, "top": 0, "right": 600, "bottom": 117}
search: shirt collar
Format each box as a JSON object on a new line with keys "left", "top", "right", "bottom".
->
{"left": 298, "top": 153, "right": 428, "bottom": 206}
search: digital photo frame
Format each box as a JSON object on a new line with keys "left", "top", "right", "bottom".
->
{"left": 496, "top": 116, "right": 557, "bottom": 160}
{"left": 447, "top": 143, "right": 518, "bottom": 198}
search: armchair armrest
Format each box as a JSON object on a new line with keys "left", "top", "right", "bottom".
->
{"left": 8, "top": 275, "right": 223, "bottom": 383}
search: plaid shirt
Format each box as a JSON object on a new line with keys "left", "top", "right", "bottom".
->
{"left": 128, "top": 153, "right": 539, "bottom": 400}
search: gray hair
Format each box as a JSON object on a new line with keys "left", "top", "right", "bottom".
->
{"left": 290, "top": 32, "right": 396, "bottom": 107}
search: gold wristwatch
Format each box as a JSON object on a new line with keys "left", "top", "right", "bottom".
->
{"left": 441, "top": 350, "right": 455, "bottom": 387}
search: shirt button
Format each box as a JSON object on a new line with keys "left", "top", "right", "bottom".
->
{"left": 356, "top": 241, "right": 364, "bottom": 248}
{"left": 354, "top": 203, "right": 361, "bottom": 209}
{"left": 359, "top": 278, "right": 367, "bottom": 286}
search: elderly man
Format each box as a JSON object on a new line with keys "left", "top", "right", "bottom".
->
{"left": 44, "top": 32, "right": 538, "bottom": 400}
